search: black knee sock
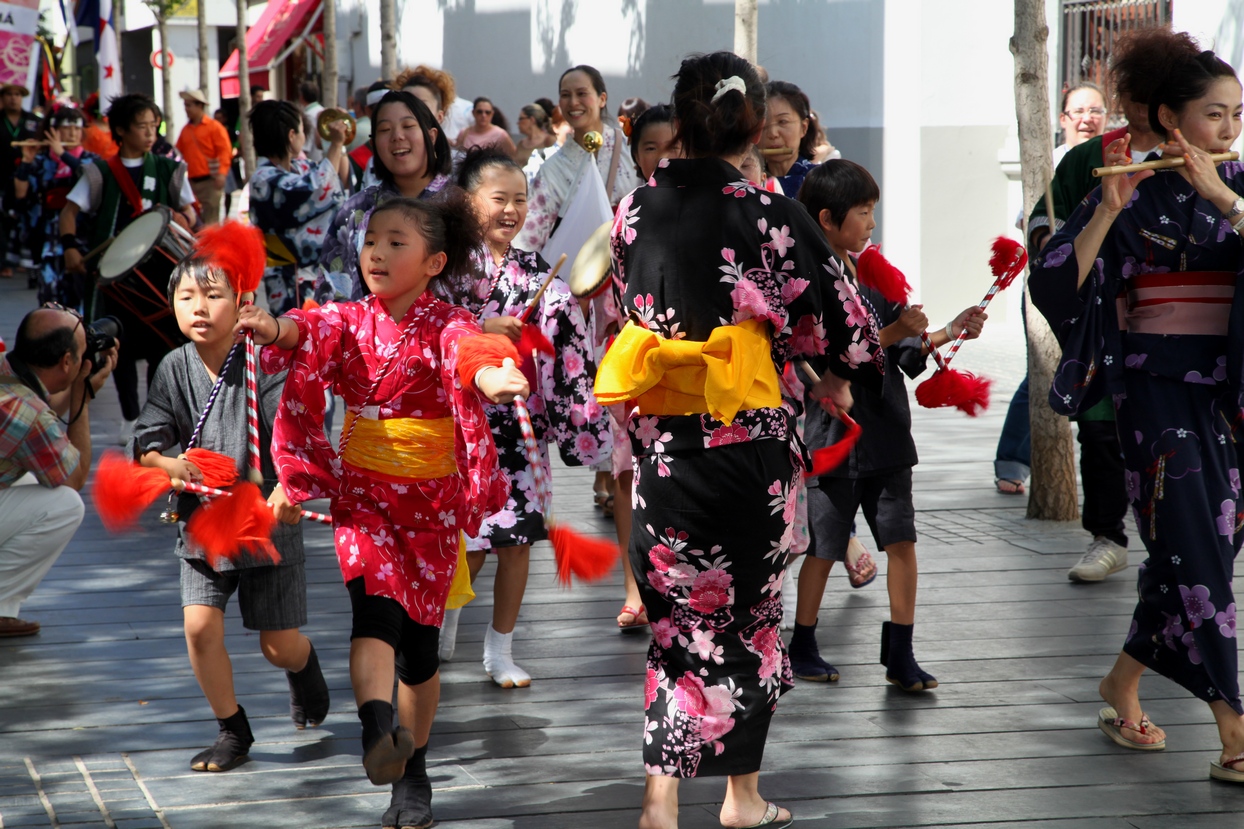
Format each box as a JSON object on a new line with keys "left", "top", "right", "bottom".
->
{"left": 358, "top": 699, "right": 394, "bottom": 753}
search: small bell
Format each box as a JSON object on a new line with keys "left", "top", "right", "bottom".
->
{"left": 582, "top": 130, "right": 603, "bottom": 154}
{"left": 159, "top": 508, "right": 180, "bottom": 524}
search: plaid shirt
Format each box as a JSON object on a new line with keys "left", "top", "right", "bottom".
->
{"left": 0, "top": 357, "right": 79, "bottom": 488}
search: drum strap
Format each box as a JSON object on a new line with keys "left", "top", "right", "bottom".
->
{"left": 105, "top": 153, "right": 148, "bottom": 216}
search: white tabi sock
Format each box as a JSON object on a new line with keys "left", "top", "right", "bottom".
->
{"left": 438, "top": 607, "right": 461, "bottom": 662}
{"left": 482, "top": 625, "right": 531, "bottom": 688}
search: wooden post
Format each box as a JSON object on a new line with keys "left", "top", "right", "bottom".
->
{"left": 734, "top": 0, "right": 758, "bottom": 64}
{"left": 379, "top": 0, "right": 397, "bottom": 80}
{"left": 1011, "top": 0, "right": 1079, "bottom": 521}
{"left": 322, "top": 0, "right": 338, "bottom": 109}
{"left": 236, "top": 0, "right": 255, "bottom": 183}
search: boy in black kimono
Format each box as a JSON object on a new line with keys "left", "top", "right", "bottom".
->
{"left": 789, "top": 160, "right": 986, "bottom": 691}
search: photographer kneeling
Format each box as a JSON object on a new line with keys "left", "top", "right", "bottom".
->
{"left": 0, "top": 307, "right": 117, "bottom": 636}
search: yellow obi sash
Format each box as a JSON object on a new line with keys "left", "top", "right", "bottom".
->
{"left": 340, "top": 411, "right": 457, "bottom": 480}
{"left": 594, "top": 318, "right": 781, "bottom": 425}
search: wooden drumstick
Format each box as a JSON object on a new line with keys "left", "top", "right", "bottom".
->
{"left": 1092, "top": 151, "right": 1238, "bottom": 177}
{"left": 521, "top": 253, "right": 568, "bottom": 322}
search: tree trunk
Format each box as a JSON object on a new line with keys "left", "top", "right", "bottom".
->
{"left": 197, "top": 0, "right": 210, "bottom": 96}
{"left": 379, "top": 0, "right": 397, "bottom": 81}
{"left": 236, "top": 0, "right": 255, "bottom": 183}
{"left": 158, "top": 15, "right": 174, "bottom": 138}
{"left": 1011, "top": 0, "right": 1079, "bottom": 521}
{"left": 734, "top": 0, "right": 758, "bottom": 65}
{"left": 322, "top": 0, "right": 337, "bottom": 109}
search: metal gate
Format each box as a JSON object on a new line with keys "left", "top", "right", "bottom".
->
{"left": 1060, "top": 0, "right": 1172, "bottom": 92}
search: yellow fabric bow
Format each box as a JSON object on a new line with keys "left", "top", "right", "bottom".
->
{"left": 594, "top": 317, "right": 781, "bottom": 425}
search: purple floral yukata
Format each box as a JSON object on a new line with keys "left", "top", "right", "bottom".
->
{"left": 615, "top": 158, "right": 882, "bottom": 777}
{"left": 1032, "top": 165, "right": 1244, "bottom": 714}
{"left": 460, "top": 247, "right": 611, "bottom": 549}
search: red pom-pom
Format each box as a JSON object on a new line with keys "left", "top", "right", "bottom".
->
{"left": 185, "top": 482, "right": 278, "bottom": 568}
{"left": 196, "top": 221, "right": 266, "bottom": 298}
{"left": 915, "top": 368, "right": 992, "bottom": 416}
{"left": 806, "top": 410, "right": 863, "bottom": 477}
{"left": 183, "top": 448, "right": 239, "bottom": 489}
{"left": 855, "top": 245, "right": 912, "bottom": 304}
{"left": 988, "top": 236, "right": 1027, "bottom": 291}
{"left": 457, "top": 332, "right": 521, "bottom": 389}
{"left": 301, "top": 298, "right": 320, "bottom": 311}
{"left": 551, "top": 524, "right": 620, "bottom": 586}
{"left": 91, "top": 452, "right": 172, "bottom": 531}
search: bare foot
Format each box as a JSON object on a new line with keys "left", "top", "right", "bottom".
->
{"left": 720, "top": 801, "right": 791, "bottom": 828}
{"left": 1099, "top": 673, "right": 1165, "bottom": 746}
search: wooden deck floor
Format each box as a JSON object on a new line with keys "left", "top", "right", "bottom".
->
{"left": 3, "top": 276, "right": 1243, "bottom": 828}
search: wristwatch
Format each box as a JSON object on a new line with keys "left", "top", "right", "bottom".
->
{"left": 1227, "top": 198, "right": 1244, "bottom": 220}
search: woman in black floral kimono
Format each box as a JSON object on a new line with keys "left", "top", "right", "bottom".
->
{"left": 595, "top": 53, "right": 881, "bottom": 828}
{"left": 441, "top": 147, "right": 612, "bottom": 688}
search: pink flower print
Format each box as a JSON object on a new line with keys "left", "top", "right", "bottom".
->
{"left": 1125, "top": 469, "right": 1141, "bottom": 503}
{"left": 666, "top": 563, "right": 698, "bottom": 587}
{"left": 1042, "top": 242, "right": 1072, "bottom": 268}
{"left": 1232, "top": 469, "right": 1241, "bottom": 496}
{"left": 651, "top": 617, "right": 678, "bottom": 648}
{"left": 843, "top": 296, "right": 871, "bottom": 329}
{"left": 634, "top": 416, "right": 662, "bottom": 447}
{"left": 1217, "top": 603, "right": 1237, "bottom": 638}
{"left": 844, "top": 339, "right": 875, "bottom": 367}
{"left": 563, "top": 349, "right": 586, "bottom": 378}
{"left": 376, "top": 562, "right": 395, "bottom": 581}
{"left": 491, "top": 508, "right": 518, "bottom": 529}
{"left": 644, "top": 668, "right": 660, "bottom": 707}
{"left": 649, "top": 543, "right": 677, "bottom": 572}
{"left": 750, "top": 625, "right": 783, "bottom": 679}
{"left": 730, "top": 278, "right": 770, "bottom": 322}
{"left": 781, "top": 277, "right": 810, "bottom": 305}
{"left": 688, "top": 629, "right": 725, "bottom": 664}
{"left": 1180, "top": 584, "right": 1216, "bottom": 628}
{"left": 612, "top": 193, "right": 639, "bottom": 244}
{"left": 673, "top": 671, "right": 708, "bottom": 717}
{"left": 768, "top": 225, "right": 795, "bottom": 257}
{"left": 688, "top": 569, "right": 733, "bottom": 614}
{"left": 789, "top": 314, "right": 826, "bottom": 356}
{"left": 575, "top": 432, "right": 600, "bottom": 461}
{"left": 1181, "top": 630, "right": 1203, "bottom": 664}
{"left": 757, "top": 217, "right": 768, "bottom": 236}
{"left": 649, "top": 569, "right": 674, "bottom": 595}
{"left": 708, "top": 424, "right": 750, "bottom": 447}
{"left": 370, "top": 528, "right": 395, "bottom": 547}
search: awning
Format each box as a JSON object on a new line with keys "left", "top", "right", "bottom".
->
{"left": 220, "top": 0, "right": 323, "bottom": 98}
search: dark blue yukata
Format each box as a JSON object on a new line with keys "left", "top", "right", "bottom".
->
{"left": 1032, "top": 163, "right": 1244, "bottom": 714}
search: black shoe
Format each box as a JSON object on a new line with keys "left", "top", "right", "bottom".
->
{"left": 287, "top": 642, "right": 330, "bottom": 728}
{"left": 382, "top": 744, "right": 433, "bottom": 829}
{"left": 880, "top": 621, "right": 935, "bottom": 692}
{"left": 788, "top": 621, "right": 840, "bottom": 682}
{"left": 190, "top": 706, "right": 254, "bottom": 772}
{"left": 359, "top": 699, "right": 415, "bottom": 786}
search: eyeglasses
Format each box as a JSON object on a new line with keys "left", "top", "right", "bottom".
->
{"left": 41, "top": 302, "right": 83, "bottom": 336}
{"left": 1064, "top": 107, "right": 1106, "bottom": 119}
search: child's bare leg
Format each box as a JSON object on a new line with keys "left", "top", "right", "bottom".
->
{"left": 638, "top": 775, "right": 679, "bottom": 829}
{"left": 385, "top": 666, "right": 441, "bottom": 826}
{"left": 794, "top": 555, "right": 832, "bottom": 626}
{"left": 615, "top": 471, "right": 644, "bottom": 626}
{"left": 352, "top": 637, "right": 414, "bottom": 785}
{"left": 491, "top": 544, "right": 530, "bottom": 634}
{"left": 883, "top": 541, "right": 917, "bottom": 625}
{"left": 465, "top": 549, "right": 486, "bottom": 582}
{"left": 350, "top": 637, "right": 396, "bottom": 704}
{"left": 185, "top": 605, "right": 253, "bottom": 771}
{"left": 184, "top": 605, "right": 237, "bottom": 717}
{"left": 484, "top": 545, "right": 532, "bottom": 687}
{"left": 1210, "top": 700, "right": 1244, "bottom": 763}
{"left": 259, "top": 628, "right": 311, "bottom": 671}
{"left": 397, "top": 672, "right": 441, "bottom": 748}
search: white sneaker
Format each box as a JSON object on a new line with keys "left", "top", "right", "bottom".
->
{"left": 438, "top": 607, "right": 461, "bottom": 661}
{"left": 117, "top": 418, "right": 137, "bottom": 446}
{"left": 1068, "top": 537, "right": 1128, "bottom": 582}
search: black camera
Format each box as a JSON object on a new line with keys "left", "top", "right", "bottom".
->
{"left": 84, "top": 316, "right": 122, "bottom": 375}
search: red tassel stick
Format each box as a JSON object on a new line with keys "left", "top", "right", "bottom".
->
{"left": 174, "top": 479, "right": 331, "bottom": 524}
{"left": 91, "top": 452, "right": 173, "bottom": 531}
{"left": 914, "top": 368, "right": 992, "bottom": 417}
{"left": 797, "top": 362, "right": 864, "bottom": 478}
{"left": 183, "top": 480, "right": 279, "bottom": 568}
{"left": 942, "top": 236, "right": 1026, "bottom": 366}
{"left": 195, "top": 222, "right": 265, "bottom": 297}
{"left": 182, "top": 448, "right": 239, "bottom": 489}
{"left": 457, "top": 333, "right": 521, "bottom": 389}
{"left": 855, "top": 245, "right": 912, "bottom": 304}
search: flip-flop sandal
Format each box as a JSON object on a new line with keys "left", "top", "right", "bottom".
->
{"left": 730, "top": 802, "right": 793, "bottom": 828}
{"left": 1098, "top": 707, "right": 1166, "bottom": 751}
{"left": 996, "top": 479, "right": 1025, "bottom": 494}
{"left": 1211, "top": 750, "right": 1244, "bottom": 782}
{"left": 593, "top": 490, "right": 611, "bottom": 510}
{"left": 602, "top": 494, "right": 615, "bottom": 519}
{"left": 845, "top": 542, "right": 877, "bottom": 589}
{"left": 617, "top": 604, "right": 648, "bottom": 631}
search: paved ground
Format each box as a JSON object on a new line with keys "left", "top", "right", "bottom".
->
{"left": 3, "top": 275, "right": 1243, "bottom": 828}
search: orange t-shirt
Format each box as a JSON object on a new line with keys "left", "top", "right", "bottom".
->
{"left": 176, "top": 116, "right": 233, "bottom": 179}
